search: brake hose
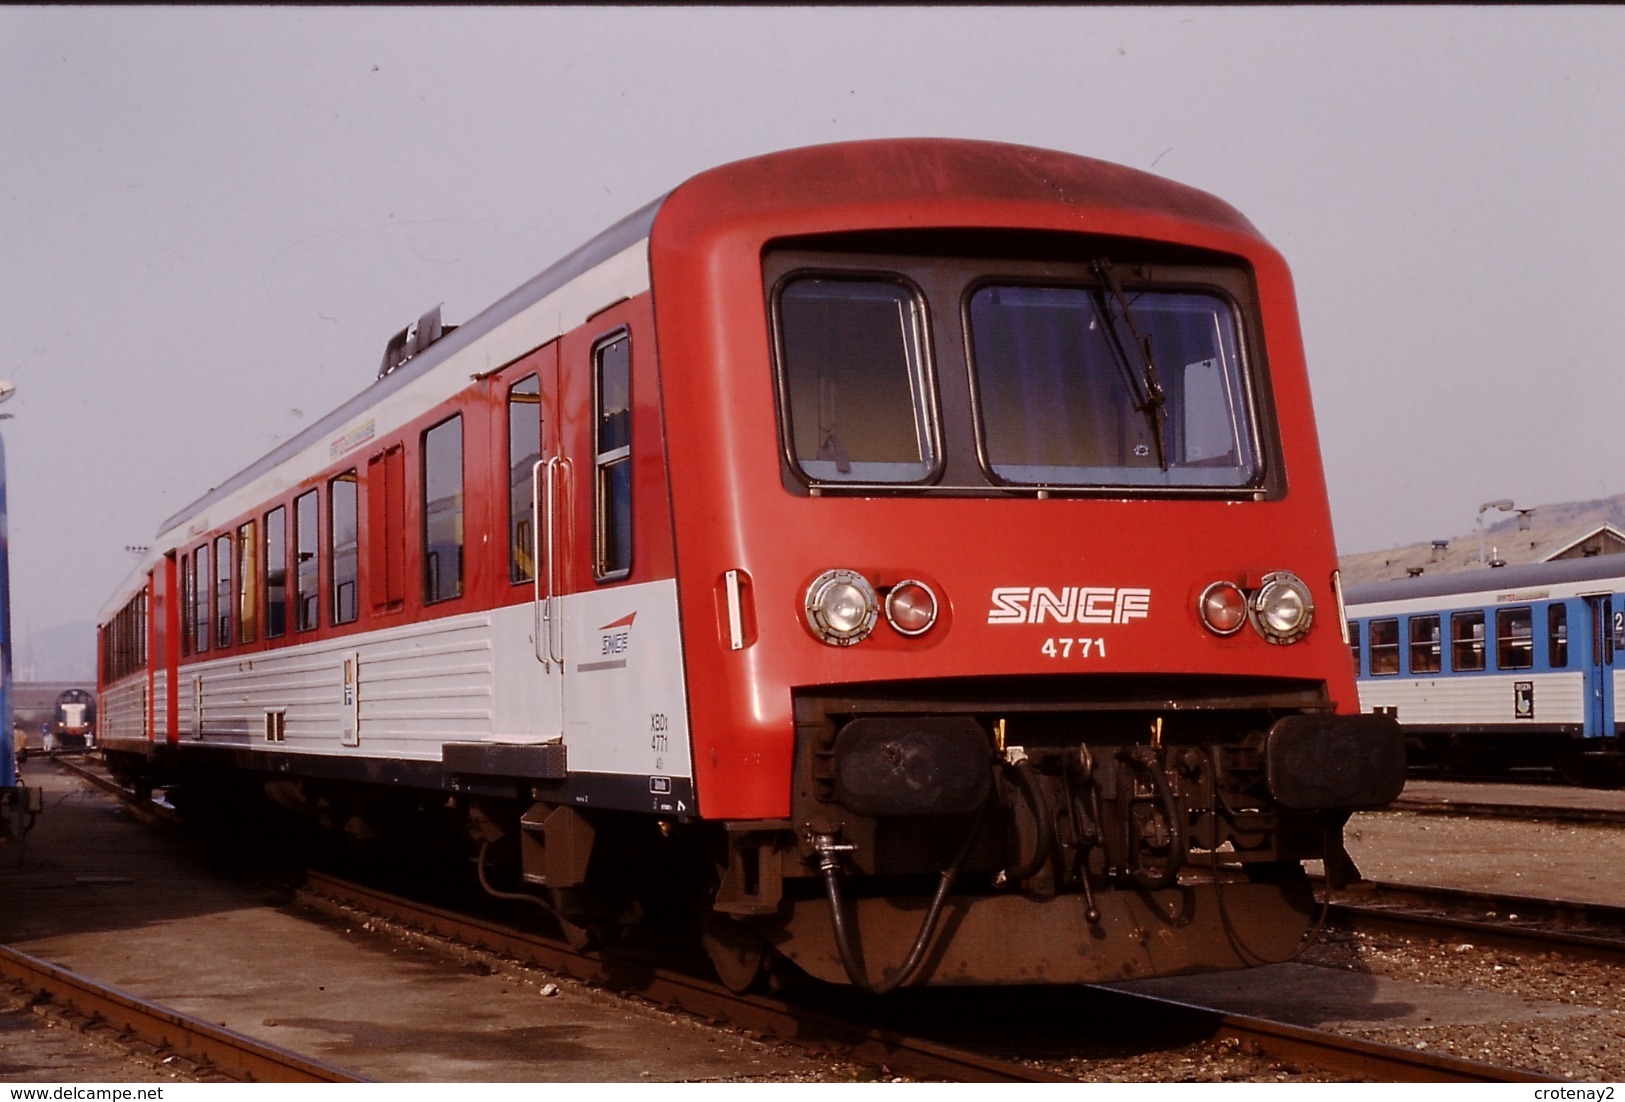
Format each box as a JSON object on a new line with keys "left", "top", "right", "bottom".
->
{"left": 818, "top": 807, "right": 986, "bottom": 994}
{"left": 1122, "top": 746, "right": 1183, "bottom": 891}
{"left": 993, "top": 757, "right": 1055, "bottom": 889}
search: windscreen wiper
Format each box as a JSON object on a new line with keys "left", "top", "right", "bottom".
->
{"left": 1089, "top": 257, "right": 1169, "bottom": 471}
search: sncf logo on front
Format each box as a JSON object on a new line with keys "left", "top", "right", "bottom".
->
{"left": 987, "top": 587, "right": 1152, "bottom": 625}
{"left": 599, "top": 612, "right": 635, "bottom": 655}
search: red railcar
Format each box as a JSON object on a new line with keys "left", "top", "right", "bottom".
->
{"left": 99, "top": 139, "right": 1402, "bottom": 990}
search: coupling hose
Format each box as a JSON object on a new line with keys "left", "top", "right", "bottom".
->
{"left": 818, "top": 808, "right": 985, "bottom": 994}
{"left": 993, "top": 757, "right": 1055, "bottom": 889}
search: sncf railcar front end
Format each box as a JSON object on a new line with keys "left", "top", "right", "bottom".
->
{"left": 654, "top": 141, "right": 1403, "bottom": 989}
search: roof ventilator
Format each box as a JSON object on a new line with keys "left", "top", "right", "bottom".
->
{"left": 378, "top": 304, "right": 456, "bottom": 380}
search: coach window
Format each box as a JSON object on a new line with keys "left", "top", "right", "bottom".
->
{"left": 1368, "top": 618, "right": 1400, "bottom": 676}
{"left": 213, "top": 534, "right": 232, "bottom": 649}
{"left": 1548, "top": 604, "right": 1569, "bottom": 668}
{"left": 594, "top": 336, "right": 632, "bottom": 579}
{"left": 967, "top": 283, "right": 1259, "bottom": 489}
{"left": 1451, "top": 610, "right": 1486, "bottom": 672}
{"left": 1408, "top": 614, "right": 1442, "bottom": 674}
{"left": 1496, "top": 606, "right": 1533, "bottom": 670}
{"left": 423, "top": 416, "right": 464, "bottom": 603}
{"left": 238, "top": 520, "right": 258, "bottom": 645}
{"left": 1348, "top": 620, "right": 1362, "bottom": 673}
{"left": 181, "top": 551, "right": 195, "bottom": 656}
{"left": 330, "top": 471, "right": 359, "bottom": 624}
{"left": 193, "top": 544, "right": 210, "bottom": 654}
{"left": 508, "top": 375, "right": 541, "bottom": 583}
{"left": 776, "top": 278, "right": 936, "bottom": 485}
{"left": 294, "top": 489, "right": 319, "bottom": 631}
{"left": 265, "top": 507, "right": 287, "bottom": 639}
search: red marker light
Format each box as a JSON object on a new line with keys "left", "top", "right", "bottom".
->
{"left": 885, "top": 580, "right": 939, "bottom": 636}
{"left": 1199, "top": 581, "right": 1248, "bottom": 636}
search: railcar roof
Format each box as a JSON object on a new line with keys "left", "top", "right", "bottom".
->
{"left": 660, "top": 137, "right": 1261, "bottom": 246}
{"left": 1345, "top": 556, "right": 1625, "bottom": 607}
{"left": 154, "top": 194, "right": 666, "bottom": 540}
{"left": 151, "top": 138, "right": 1257, "bottom": 547}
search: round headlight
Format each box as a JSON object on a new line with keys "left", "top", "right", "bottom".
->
{"left": 805, "top": 569, "right": 879, "bottom": 646}
{"left": 885, "top": 579, "right": 939, "bottom": 636}
{"left": 1198, "top": 580, "right": 1248, "bottom": 636}
{"left": 1250, "top": 571, "right": 1314, "bottom": 644}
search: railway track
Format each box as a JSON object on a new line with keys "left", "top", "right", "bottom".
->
{"left": 1391, "top": 792, "right": 1625, "bottom": 827}
{"left": 1328, "top": 878, "right": 1625, "bottom": 967}
{"left": 302, "top": 871, "right": 1554, "bottom": 1082}
{"left": 42, "top": 755, "right": 1558, "bottom": 1082}
{"left": 0, "top": 943, "right": 363, "bottom": 1082}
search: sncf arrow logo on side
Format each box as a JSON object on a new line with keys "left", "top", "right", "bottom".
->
{"left": 600, "top": 612, "right": 636, "bottom": 655}
{"left": 987, "top": 587, "right": 1151, "bottom": 625}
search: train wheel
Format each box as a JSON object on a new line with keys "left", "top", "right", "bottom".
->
{"left": 700, "top": 913, "right": 770, "bottom": 993}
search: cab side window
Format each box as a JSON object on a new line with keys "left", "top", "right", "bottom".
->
{"left": 594, "top": 335, "right": 632, "bottom": 580}
{"left": 508, "top": 376, "right": 541, "bottom": 584}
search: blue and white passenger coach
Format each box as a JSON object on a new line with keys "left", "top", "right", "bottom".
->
{"left": 1346, "top": 558, "right": 1625, "bottom": 776}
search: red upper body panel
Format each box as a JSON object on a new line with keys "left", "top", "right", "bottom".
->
{"left": 646, "top": 139, "right": 1348, "bottom": 820}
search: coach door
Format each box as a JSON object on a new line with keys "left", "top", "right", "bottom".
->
{"left": 523, "top": 343, "right": 568, "bottom": 741}
{"left": 1584, "top": 594, "right": 1616, "bottom": 741}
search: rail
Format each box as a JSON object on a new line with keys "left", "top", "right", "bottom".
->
{"left": 0, "top": 943, "right": 363, "bottom": 1083}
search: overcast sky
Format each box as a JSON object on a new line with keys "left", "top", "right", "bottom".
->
{"left": 3, "top": 6, "right": 1623, "bottom": 666}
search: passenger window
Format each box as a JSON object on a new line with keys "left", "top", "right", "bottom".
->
{"left": 1348, "top": 620, "right": 1361, "bottom": 672}
{"left": 294, "top": 489, "right": 320, "bottom": 631}
{"left": 331, "top": 471, "right": 359, "bottom": 624}
{"left": 238, "top": 520, "right": 258, "bottom": 645}
{"left": 213, "top": 534, "right": 232, "bottom": 649}
{"left": 193, "top": 544, "right": 210, "bottom": 654}
{"left": 264, "top": 508, "right": 287, "bottom": 639}
{"left": 508, "top": 375, "right": 541, "bottom": 583}
{"left": 776, "top": 278, "right": 936, "bottom": 484}
{"left": 181, "top": 551, "right": 195, "bottom": 656}
{"left": 1548, "top": 604, "right": 1569, "bottom": 668}
{"left": 1369, "top": 618, "right": 1400, "bottom": 675}
{"left": 1408, "top": 614, "right": 1442, "bottom": 674}
{"left": 594, "top": 336, "right": 632, "bottom": 579}
{"left": 1451, "top": 610, "right": 1486, "bottom": 672}
{"left": 422, "top": 418, "right": 463, "bottom": 603}
{"left": 1496, "top": 606, "right": 1533, "bottom": 670}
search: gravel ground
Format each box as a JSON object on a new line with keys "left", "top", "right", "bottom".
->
{"left": 1299, "top": 806, "right": 1625, "bottom": 1082}
{"left": 1299, "top": 929, "right": 1625, "bottom": 1081}
{"left": 1031, "top": 1037, "right": 1345, "bottom": 1083}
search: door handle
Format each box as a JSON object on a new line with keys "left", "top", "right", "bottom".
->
{"left": 531, "top": 459, "right": 548, "bottom": 668}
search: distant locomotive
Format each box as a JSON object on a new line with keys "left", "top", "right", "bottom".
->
{"left": 98, "top": 139, "right": 1403, "bottom": 990}
{"left": 46, "top": 688, "right": 97, "bottom": 752}
{"left": 1346, "top": 556, "right": 1625, "bottom": 783}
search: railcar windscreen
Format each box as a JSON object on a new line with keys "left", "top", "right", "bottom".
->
{"left": 777, "top": 278, "right": 937, "bottom": 484}
{"left": 967, "top": 285, "right": 1259, "bottom": 488}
